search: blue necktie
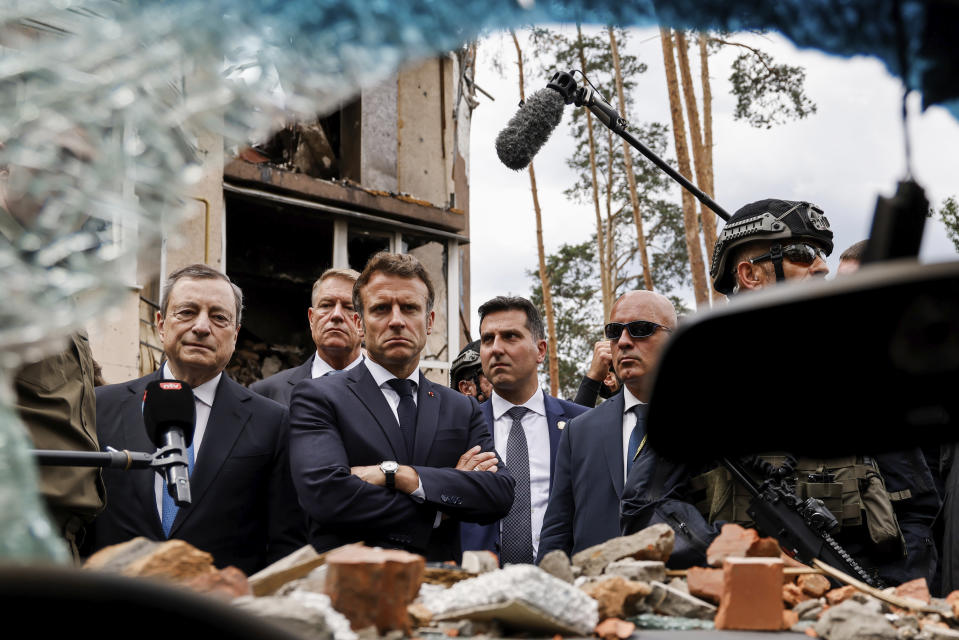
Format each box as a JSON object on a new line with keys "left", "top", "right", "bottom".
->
{"left": 626, "top": 404, "right": 648, "bottom": 469}
{"left": 386, "top": 378, "right": 417, "bottom": 460}
{"left": 501, "top": 406, "right": 534, "bottom": 565}
{"left": 160, "top": 438, "right": 195, "bottom": 537}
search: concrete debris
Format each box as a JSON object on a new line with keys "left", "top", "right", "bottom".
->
{"left": 799, "top": 573, "right": 833, "bottom": 598}
{"left": 786, "top": 582, "right": 813, "bottom": 607}
{"left": 461, "top": 550, "right": 499, "bottom": 575}
{"left": 647, "top": 580, "right": 717, "bottom": 620}
{"left": 423, "top": 566, "right": 473, "bottom": 588}
{"left": 233, "top": 591, "right": 356, "bottom": 640}
{"left": 82, "top": 537, "right": 161, "bottom": 572}
{"left": 572, "top": 524, "right": 674, "bottom": 577}
{"left": 795, "top": 598, "right": 827, "bottom": 621}
{"left": 631, "top": 613, "right": 715, "bottom": 630}
{"left": 84, "top": 537, "right": 217, "bottom": 582}
{"left": 538, "top": 549, "right": 574, "bottom": 584}
{"left": 605, "top": 559, "right": 666, "bottom": 584}
{"left": 895, "top": 579, "right": 932, "bottom": 606}
{"left": 324, "top": 545, "right": 425, "bottom": 634}
{"left": 828, "top": 585, "right": 861, "bottom": 606}
{"left": 946, "top": 591, "right": 959, "bottom": 617}
{"left": 814, "top": 598, "right": 898, "bottom": 640}
{"left": 667, "top": 576, "right": 690, "bottom": 594}
{"left": 784, "top": 609, "right": 801, "bottom": 629}
{"left": 579, "top": 575, "right": 651, "bottom": 619}
{"left": 595, "top": 617, "right": 636, "bottom": 640}
{"left": 183, "top": 565, "right": 252, "bottom": 600}
{"left": 918, "top": 624, "right": 959, "bottom": 640}
{"left": 714, "top": 557, "right": 784, "bottom": 631}
{"left": 707, "top": 523, "right": 779, "bottom": 567}
{"left": 275, "top": 565, "right": 328, "bottom": 597}
{"left": 686, "top": 566, "right": 723, "bottom": 604}
{"left": 421, "top": 564, "right": 599, "bottom": 636}
{"left": 248, "top": 544, "right": 328, "bottom": 597}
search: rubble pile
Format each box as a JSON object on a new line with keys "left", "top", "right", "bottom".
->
{"left": 84, "top": 525, "right": 959, "bottom": 640}
{"left": 226, "top": 337, "right": 308, "bottom": 387}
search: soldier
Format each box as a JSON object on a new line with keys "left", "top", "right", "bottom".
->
{"left": 622, "top": 199, "right": 940, "bottom": 588}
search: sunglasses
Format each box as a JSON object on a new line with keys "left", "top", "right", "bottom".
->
{"left": 604, "top": 320, "right": 673, "bottom": 340}
{"left": 750, "top": 242, "right": 827, "bottom": 266}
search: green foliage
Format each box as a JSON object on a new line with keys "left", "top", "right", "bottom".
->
{"left": 728, "top": 46, "right": 817, "bottom": 128}
{"left": 937, "top": 195, "right": 959, "bottom": 254}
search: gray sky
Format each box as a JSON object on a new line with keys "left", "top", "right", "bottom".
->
{"left": 466, "top": 26, "right": 959, "bottom": 327}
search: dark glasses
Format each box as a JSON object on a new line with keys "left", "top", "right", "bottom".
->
{"left": 604, "top": 320, "right": 673, "bottom": 340}
{"left": 750, "top": 242, "right": 827, "bottom": 266}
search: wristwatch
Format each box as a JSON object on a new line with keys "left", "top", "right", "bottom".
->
{"left": 380, "top": 460, "right": 399, "bottom": 489}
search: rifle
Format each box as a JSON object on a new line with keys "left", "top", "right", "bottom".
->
{"left": 721, "top": 457, "right": 885, "bottom": 589}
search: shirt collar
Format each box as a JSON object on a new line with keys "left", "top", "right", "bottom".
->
{"left": 312, "top": 352, "right": 364, "bottom": 378}
{"left": 365, "top": 356, "right": 420, "bottom": 388}
{"left": 162, "top": 363, "right": 220, "bottom": 407}
{"left": 491, "top": 388, "right": 546, "bottom": 421}
{"left": 622, "top": 386, "right": 644, "bottom": 415}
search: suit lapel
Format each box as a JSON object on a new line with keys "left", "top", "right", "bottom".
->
{"left": 543, "top": 392, "right": 567, "bottom": 491}
{"left": 346, "top": 364, "right": 405, "bottom": 461}
{"left": 413, "top": 372, "right": 440, "bottom": 463}
{"left": 602, "top": 393, "right": 626, "bottom": 498}
{"left": 286, "top": 355, "right": 315, "bottom": 390}
{"left": 171, "top": 375, "right": 251, "bottom": 534}
{"left": 126, "top": 372, "right": 165, "bottom": 537}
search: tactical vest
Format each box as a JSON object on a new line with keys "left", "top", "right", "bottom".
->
{"left": 689, "top": 455, "right": 905, "bottom": 554}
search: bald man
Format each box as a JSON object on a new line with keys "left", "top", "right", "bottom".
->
{"left": 537, "top": 291, "right": 677, "bottom": 559}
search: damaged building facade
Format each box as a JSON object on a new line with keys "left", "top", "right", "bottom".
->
{"left": 89, "top": 49, "right": 478, "bottom": 387}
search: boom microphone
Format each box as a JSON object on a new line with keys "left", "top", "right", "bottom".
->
{"left": 143, "top": 379, "right": 196, "bottom": 506}
{"left": 495, "top": 87, "right": 567, "bottom": 170}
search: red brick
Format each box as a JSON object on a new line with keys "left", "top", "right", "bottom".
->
{"left": 783, "top": 582, "right": 810, "bottom": 607}
{"left": 825, "top": 585, "right": 857, "bottom": 606}
{"left": 798, "top": 573, "right": 831, "bottom": 598}
{"left": 580, "top": 576, "right": 651, "bottom": 619}
{"left": 707, "top": 524, "right": 759, "bottom": 567}
{"left": 715, "top": 557, "right": 784, "bottom": 631}
{"left": 895, "top": 578, "right": 931, "bottom": 605}
{"left": 324, "top": 545, "right": 425, "bottom": 633}
{"left": 595, "top": 618, "right": 636, "bottom": 640}
{"left": 746, "top": 536, "right": 781, "bottom": 559}
{"left": 687, "top": 567, "right": 723, "bottom": 604}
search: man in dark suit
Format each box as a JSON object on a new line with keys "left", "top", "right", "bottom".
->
{"left": 289, "top": 252, "right": 515, "bottom": 562}
{"left": 537, "top": 290, "right": 677, "bottom": 559}
{"left": 251, "top": 268, "right": 364, "bottom": 405}
{"left": 460, "top": 296, "right": 586, "bottom": 563}
{"left": 87, "top": 264, "right": 304, "bottom": 574}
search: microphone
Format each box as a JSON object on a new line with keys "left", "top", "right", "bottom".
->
{"left": 142, "top": 379, "right": 196, "bottom": 506}
{"left": 495, "top": 87, "right": 567, "bottom": 170}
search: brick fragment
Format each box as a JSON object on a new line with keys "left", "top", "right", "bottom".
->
{"left": 945, "top": 590, "right": 959, "bottom": 617}
{"left": 595, "top": 618, "right": 636, "bottom": 640}
{"left": 183, "top": 565, "right": 252, "bottom": 600}
{"left": 572, "top": 524, "right": 674, "bottom": 576}
{"left": 784, "top": 582, "right": 811, "bottom": 607}
{"left": 825, "top": 585, "right": 858, "bottom": 606}
{"left": 715, "top": 557, "right": 784, "bottom": 631}
{"left": 706, "top": 524, "right": 759, "bottom": 567}
{"left": 579, "top": 575, "right": 651, "bottom": 619}
{"left": 746, "top": 536, "right": 781, "bottom": 559}
{"left": 798, "top": 573, "right": 831, "bottom": 598}
{"left": 686, "top": 567, "right": 723, "bottom": 605}
{"left": 324, "top": 545, "right": 425, "bottom": 633}
{"left": 895, "top": 578, "right": 931, "bottom": 605}
{"left": 783, "top": 608, "right": 800, "bottom": 629}
{"left": 805, "top": 626, "right": 819, "bottom": 637}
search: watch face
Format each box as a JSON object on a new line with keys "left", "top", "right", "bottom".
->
{"left": 381, "top": 461, "right": 398, "bottom": 473}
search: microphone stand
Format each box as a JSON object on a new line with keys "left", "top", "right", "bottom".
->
{"left": 547, "top": 71, "right": 731, "bottom": 222}
{"left": 32, "top": 445, "right": 192, "bottom": 506}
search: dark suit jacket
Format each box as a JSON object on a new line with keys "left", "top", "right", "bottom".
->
{"left": 538, "top": 392, "right": 650, "bottom": 560}
{"left": 250, "top": 355, "right": 314, "bottom": 406}
{"left": 289, "top": 362, "right": 515, "bottom": 562}
{"left": 87, "top": 371, "right": 305, "bottom": 574}
{"left": 460, "top": 392, "right": 588, "bottom": 556}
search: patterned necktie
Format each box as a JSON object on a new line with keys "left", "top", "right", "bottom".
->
{"left": 501, "top": 406, "right": 534, "bottom": 565}
{"left": 626, "top": 403, "right": 648, "bottom": 470}
{"left": 385, "top": 378, "right": 417, "bottom": 460}
{"left": 160, "top": 436, "right": 195, "bottom": 537}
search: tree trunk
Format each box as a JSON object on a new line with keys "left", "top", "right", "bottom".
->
{"left": 675, "top": 30, "right": 721, "bottom": 303}
{"left": 608, "top": 26, "right": 654, "bottom": 292}
{"left": 575, "top": 25, "right": 612, "bottom": 322}
{"left": 512, "top": 31, "right": 559, "bottom": 395}
{"left": 605, "top": 129, "right": 616, "bottom": 298}
{"left": 660, "top": 27, "right": 710, "bottom": 308}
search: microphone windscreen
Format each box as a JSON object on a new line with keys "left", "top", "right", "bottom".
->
{"left": 495, "top": 88, "right": 566, "bottom": 170}
{"left": 142, "top": 379, "right": 196, "bottom": 447}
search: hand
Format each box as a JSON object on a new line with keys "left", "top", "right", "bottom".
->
{"left": 350, "top": 465, "right": 385, "bottom": 486}
{"left": 456, "top": 445, "right": 499, "bottom": 473}
{"left": 586, "top": 340, "right": 613, "bottom": 381}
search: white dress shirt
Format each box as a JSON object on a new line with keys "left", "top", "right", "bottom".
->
{"left": 311, "top": 352, "right": 364, "bottom": 378}
{"left": 621, "top": 387, "right": 647, "bottom": 483}
{"left": 490, "top": 388, "right": 551, "bottom": 558}
{"left": 154, "top": 363, "right": 221, "bottom": 517}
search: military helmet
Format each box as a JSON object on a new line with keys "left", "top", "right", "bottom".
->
{"left": 450, "top": 340, "right": 482, "bottom": 389}
{"left": 710, "top": 199, "right": 834, "bottom": 295}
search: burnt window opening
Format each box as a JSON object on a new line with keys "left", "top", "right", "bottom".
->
{"left": 225, "top": 192, "right": 334, "bottom": 386}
